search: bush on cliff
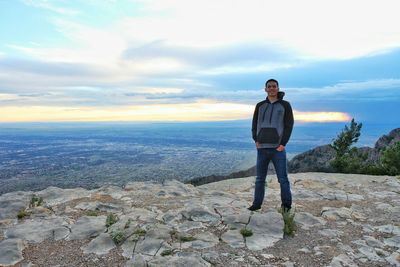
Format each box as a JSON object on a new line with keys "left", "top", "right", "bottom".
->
{"left": 330, "top": 118, "right": 364, "bottom": 173}
{"left": 331, "top": 120, "right": 400, "bottom": 175}
{"left": 381, "top": 141, "right": 400, "bottom": 175}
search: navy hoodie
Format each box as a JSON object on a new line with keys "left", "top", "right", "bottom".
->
{"left": 252, "top": 91, "right": 294, "bottom": 148}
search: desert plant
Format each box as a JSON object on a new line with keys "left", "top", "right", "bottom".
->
{"left": 161, "top": 249, "right": 175, "bottom": 256}
{"left": 133, "top": 228, "right": 147, "bottom": 236}
{"left": 105, "top": 213, "right": 118, "bottom": 227}
{"left": 169, "top": 229, "right": 178, "bottom": 240}
{"left": 179, "top": 235, "right": 195, "bottom": 242}
{"left": 279, "top": 207, "right": 296, "bottom": 237}
{"left": 86, "top": 210, "right": 98, "bottom": 216}
{"left": 110, "top": 229, "right": 125, "bottom": 245}
{"left": 30, "top": 195, "right": 43, "bottom": 207}
{"left": 17, "top": 209, "right": 29, "bottom": 219}
{"left": 124, "top": 218, "right": 132, "bottom": 229}
{"left": 240, "top": 228, "right": 253, "bottom": 237}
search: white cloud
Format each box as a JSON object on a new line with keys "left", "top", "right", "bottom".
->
{"left": 21, "top": 0, "right": 80, "bottom": 16}
{"left": 2, "top": 0, "right": 399, "bottom": 122}
{"left": 288, "top": 79, "right": 400, "bottom": 102}
{"left": 14, "top": 0, "right": 400, "bottom": 67}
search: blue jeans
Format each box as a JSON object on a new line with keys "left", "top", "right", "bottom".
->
{"left": 252, "top": 148, "right": 292, "bottom": 209}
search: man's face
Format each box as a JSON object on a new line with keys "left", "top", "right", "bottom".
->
{"left": 265, "top": 81, "right": 279, "bottom": 97}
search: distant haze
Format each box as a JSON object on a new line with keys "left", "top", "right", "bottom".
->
{"left": 0, "top": 121, "right": 396, "bottom": 194}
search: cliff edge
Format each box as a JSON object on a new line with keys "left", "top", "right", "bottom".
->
{"left": 1, "top": 173, "right": 399, "bottom": 266}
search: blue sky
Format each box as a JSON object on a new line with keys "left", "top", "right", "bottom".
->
{"left": 0, "top": 0, "right": 399, "bottom": 123}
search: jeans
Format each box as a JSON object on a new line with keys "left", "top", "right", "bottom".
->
{"left": 252, "top": 148, "right": 292, "bottom": 209}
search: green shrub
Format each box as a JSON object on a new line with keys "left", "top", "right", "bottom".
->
{"left": 240, "top": 228, "right": 253, "bottom": 237}
{"left": 279, "top": 207, "right": 296, "bottom": 237}
{"left": 105, "top": 213, "right": 118, "bottom": 227}
{"left": 133, "top": 228, "right": 146, "bottom": 236}
{"left": 161, "top": 249, "right": 174, "bottom": 256}
{"left": 86, "top": 210, "right": 98, "bottom": 216}
{"left": 110, "top": 229, "right": 125, "bottom": 245}
{"left": 17, "top": 209, "right": 29, "bottom": 219}
{"left": 331, "top": 118, "right": 362, "bottom": 158}
{"left": 30, "top": 195, "right": 43, "bottom": 207}
{"left": 124, "top": 219, "right": 132, "bottom": 229}
{"left": 381, "top": 141, "right": 400, "bottom": 175}
{"left": 330, "top": 119, "right": 363, "bottom": 173}
{"left": 169, "top": 229, "right": 178, "bottom": 240}
{"left": 179, "top": 235, "right": 195, "bottom": 242}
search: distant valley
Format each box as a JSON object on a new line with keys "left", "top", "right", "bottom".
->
{"left": 0, "top": 121, "right": 396, "bottom": 194}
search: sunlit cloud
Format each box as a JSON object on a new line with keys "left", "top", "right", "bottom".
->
{"left": 0, "top": 101, "right": 253, "bottom": 122}
{"left": 294, "top": 111, "right": 351, "bottom": 122}
{"left": 0, "top": 101, "right": 350, "bottom": 123}
{"left": 0, "top": 93, "right": 20, "bottom": 101}
{"left": 0, "top": 0, "right": 398, "bottom": 123}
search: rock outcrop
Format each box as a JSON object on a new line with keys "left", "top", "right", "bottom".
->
{"left": 0, "top": 173, "right": 400, "bottom": 266}
{"left": 288, "top": 144, "right": 336, "bottom": 173}
{"left": 289, "top": 128, "right": 400, "bottom": 173}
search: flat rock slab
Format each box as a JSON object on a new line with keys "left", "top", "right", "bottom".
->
{"left": 181, "top": 206, "right": 220, "bottom": 223}
{"left": 147, "top": 254, "right": 211, "bottom": 267}
{"left": 184, "top": 232, "right": 219, "bottom": 250}
{"left": 75, "top": 201, "right": 124, "bottom": 213}
{"left": 386, "top": 251, "right": 400, "bottom": 266}
{"left": 221, "top": 229, "right": 245, "bottom": 248}
{"left": 37, "top": 186, "right": 91, "bottom": 206}
{"left": 321, "top": 207, "right": 353, "bottom": 220}
{"left": 384, "top": 235, "right": 400, "bottom": 248}
{"left": 246, "top": 212, "right": 284, "bottom": 250}
{"left": 67, "top": 215, "right": 106, "bottom": 240}
{"left": 329, "top": 254, "right": 358, "bottom": 267}
{"left": 0, "top": 238, "right": 25, "bottom": 266}
{"left": 318, "top": 229, "right": 343, "bottom": 238}
{"left": 374, "top": 224, "right": 400, "bottom": 235}
{"left": 177, "top": 221, "right": 204, "bottom": 232}
{"left": 124, "top": 253, "right": 148, "bottom": 267}
{"left": 295, "top": 212, "right": 326, "bottom": 230}
{"left": 125, "top": 208, "right": 159, "bottom": 223}
{"left": 5, "top": 218, "right": 69, "bottom": 243}
{"left": 222, "top": 210, "right": 251, "bottom": 227}
{"left": 81, "top": 233, "right": 116, "bottom": 255}
{"left": 0, "top": 191, "right": 33, "bottom": 220}
{"left": 160, "top": 180, "right": 199, "bottom": 197}
{"left": 146, "top": 224, "right": 172, "bottom": 239}
{"left": 134, "top": 238, "right": 164, "bottom": 256}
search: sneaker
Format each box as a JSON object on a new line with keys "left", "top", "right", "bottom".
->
{"left": 247, "top": 205, "right": 261, "bottom": 211}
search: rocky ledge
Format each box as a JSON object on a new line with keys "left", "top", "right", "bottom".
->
{"left": 0, "top": 173, "right": 399, "bottom": 267}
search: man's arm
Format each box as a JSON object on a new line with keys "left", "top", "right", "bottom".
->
{"left": 280, "top": 101, "right": 294, "bottom": 146}
{"left": 252, "top": 103, "right": 261, "bottom": 142}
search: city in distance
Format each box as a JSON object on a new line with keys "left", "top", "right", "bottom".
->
{"left": 0, "top": 120, "right": 396, "bottom": 194}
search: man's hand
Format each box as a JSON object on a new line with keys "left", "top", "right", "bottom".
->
{"left": 276, "top": 145, "right": 285, "bottom": 151}
{"left": 255, "top": 142, "right": 262, "bottom": 149}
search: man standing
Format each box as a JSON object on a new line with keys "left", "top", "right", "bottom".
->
{"left": 248, "top": 79, "right": 294, "bottom": 211}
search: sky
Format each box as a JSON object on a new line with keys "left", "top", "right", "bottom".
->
{"left": 0, "top": 0, "right": 399, "bottom": 123}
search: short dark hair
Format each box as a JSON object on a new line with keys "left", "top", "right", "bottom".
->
{"left": 265, "top": 79, "right": 279, "bottom": 87}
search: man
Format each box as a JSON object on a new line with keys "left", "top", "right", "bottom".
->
{"left": 248, "top": 78, "right": 294, "bottom": 211}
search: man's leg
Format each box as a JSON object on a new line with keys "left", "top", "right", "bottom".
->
{"left": 250, "top": 149, "right": 271, "bottom": 209}
{"left": 272, "top": 150, "right": 292, "bottom": 209}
